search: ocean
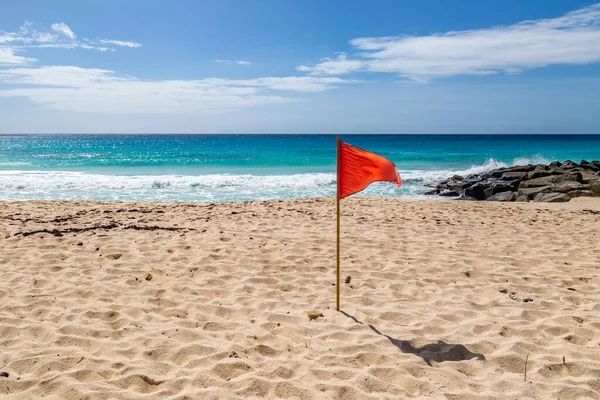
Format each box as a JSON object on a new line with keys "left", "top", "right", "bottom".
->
{"left": 1, "top": 134, "right": 600, "bottom": 202}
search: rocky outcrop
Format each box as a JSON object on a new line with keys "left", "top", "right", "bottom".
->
{"left": 430, "top": 160, "right": 600, "bottom": 203}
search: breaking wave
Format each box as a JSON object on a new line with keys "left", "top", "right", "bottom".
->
{"left": 0, "top": 157, "right": 557, "bottom": 201}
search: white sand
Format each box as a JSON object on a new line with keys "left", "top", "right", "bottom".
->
{"left": 1, "top": 197, "right": 600, "bottom": 399}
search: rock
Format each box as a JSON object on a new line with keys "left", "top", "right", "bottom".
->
{"left": 424, "top": 189, "right": 439, "bottom": 195}
{"left": 439, "top": 190, "right": 460, "bottom": 197}
{"left": 518, "top": 186, "right": 551, "bottom": 200}
{"left": 591, "top": 179, "right": 600, "bottom": 195}
{"left": 566, "top": 190, "right": 594, "bottom": 198}
{"left": 553, "top": 172, "right": 583, "bottom": 184}
{"left": 503, "top": 165, "right": 535, "bottom": 173}
{"left": 520, "top": 172, "right": 582, "bottom": 188}
{"left": 518, "top": 176, "right": 554, "bottom": 188}
{"left": 487, "top": 191, "right": 516, "bottom": 202}
{"left": 0, "top": 372, "right": 8, "bottom": 378}
{"left": 464, "top": 182, "right": 489, "bottom": 200}
{"left": 581, "top": 173, "right": 599, "bottom": 183}
{"left": 501, "top": 171, "right": 528, "bottom": 180}
{"left": 483, "top": 183, "right": 518, "bottom": 199}
{"left": 515, "top": 195, "right": 529, "bottom": 202}
{"left": 453, "top": 195, "right": 479, "bottom": 201}
{"left": 561, "top": 160, "right": 578, "bottom": 169}
{"left": 447, "top": 179, "right": 474, "bottom": 192}
{"left": 551, "top": 181, "right": 584, "bottom": 193}
{"left": 579, "top": 163, "right": 599, "bottom": 172}
{"left": 533, "top": 192, "right": 571, "bottom": 202}
{"left": 465, "top": 175, "right": 482, "bottom": 181}
{"left": 435, "top": 160, "right": 600, "bottom": 202}
{"left": 527, "top": 165, "right": 552, "bottom": 179}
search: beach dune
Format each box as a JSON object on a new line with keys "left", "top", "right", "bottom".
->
{"left": 1, "top": 198, "right": 600, "bottom": 399}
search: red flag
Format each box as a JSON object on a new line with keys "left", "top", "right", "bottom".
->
{"left": 337, "top": 137, "right": 402, "bottom": 199}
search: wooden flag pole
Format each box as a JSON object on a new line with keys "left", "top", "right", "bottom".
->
{"left": 336, "top": 136, "right": 341, "bottom": 311}
{"left": 336, "top": 194, "right": 340, "bottom": 311}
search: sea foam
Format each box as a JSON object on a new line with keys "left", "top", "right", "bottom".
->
{"left": 0, "top": 157, "right": 562, "bottom": 202}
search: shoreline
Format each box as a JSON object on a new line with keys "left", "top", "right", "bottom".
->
{"left": 2, "top": 197, "right": 600, "bottom": 399}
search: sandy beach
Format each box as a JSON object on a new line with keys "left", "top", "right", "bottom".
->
{"left": 1, "top": 197, "right": 600, "bottom": 399}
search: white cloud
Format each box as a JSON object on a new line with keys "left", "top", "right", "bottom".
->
{"left": 0, "top": 47, "right": 36, "bottom": 65}
{"left": 297, "top": 54, "right": 362, "bottom": 75}
{"left": 213, "top": 59, "right": 251, "bottom": 65}
{"left": 299, "top": 3, "right": 600, "bottom": 82}
{"left": 0, "top": 66, "right": 355, "bottom": 113}
{"left": 98, "top": 39, "right": 143, "bottom": 48}
{"left": 51, "top": 22, "right": 76, "bottom": 39}
{"left": 0, "top": 21, "right": 140, "bottom": 65}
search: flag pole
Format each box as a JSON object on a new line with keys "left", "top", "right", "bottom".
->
{"left": 336, "top": 136, "right": 341, "bottom": 311}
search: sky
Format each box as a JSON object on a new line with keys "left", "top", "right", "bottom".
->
{"left": 1, "top": 0, "right": 600, "bottom": 134}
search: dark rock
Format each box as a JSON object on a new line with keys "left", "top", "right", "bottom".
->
{"left": 533, "top": 192, "right": 571, "bottom": 202}
{"left": 548, "top": 168, "right": 563, "bottom": 175}
{"left": 503, "top": 165, "right": 535, "bottom": 173}
{"left": 561, "top": 160, "right": 578, "bottom": 169}
{"left": 496, "top": 181, "right": 520, "bottom": 192}
{"left": 578, "top": 163, "right": 600, "bottom": 172}
{"left": 484, "top": 183, "right": 518, "bottom": 199}
{"left": 484, "top": 186, "right": 494, "bottom": 199}
{"left": 487, "top": 169, "right": 504, "bottom": 178}
{"left": 439, "top": 190, "right": 460, "bottom": 197}
{"left": 487, "top": 178, "right": 520, "bottom": 189}
{"left": 566, "top": 190, "right": 594, "bottom": 198}
{"left": 446, "top": 179, "right": 474, "bottom": 192}
{"left": 591, "top": 179, "right": 600, "bottom": 195}
{"left": 518, "top": 186, "right": 551, "bottom": 200}
{"left": 581, "top": 173, "right": 599, "bottom": 183}
{"left": 527, "top": 165, "right": 552, "bottom": 179}
{"left": 551, "top": 181, "right": 584, "bottom": 193}
{"left": 487, "top": 191, "right": 516, "bottom": 202}
{"left": 520, "top": 172, "right": 582, "bottom": 188}
{"left": 435, "top": 160, "right": 600, "bottom": 202}
{"left": 515, "top": 195, "right": 529, "bottom": 202}
{"left": 465, "top": 177, "right": 483, "bottom": 185}
{"left": 424, "top": 189, "right": 439, "bottom": 196}
{"left": 453, "top": 195, "right": 479, "bottom": 201}
{"left": 464, "top": 182, "right": 489, "bottom": 200}
{"left": 518, "top": 176, "right": 554, "bottom": 188}
{"left": 501, "top": 171, "right": 528, "bottom": 180}
{"left": 549, "top": 160, "right": 562, "bottom": 168}
{"left": 0, "top": 372, "right": 8, "bottom": 378}
{"left": 553, "top": 172, "right": 583, "bottom": 184}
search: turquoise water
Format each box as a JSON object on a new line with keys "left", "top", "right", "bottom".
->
{"left": 1, "top": 134, "right": 599, "bottom": 202}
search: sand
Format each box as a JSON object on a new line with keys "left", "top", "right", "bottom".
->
{"left": 1, "top": 197, "right": 600, "bottom": 399}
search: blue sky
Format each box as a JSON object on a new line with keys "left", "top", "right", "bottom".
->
{"left": 1, "top": 0, "right": 600, "bottom": 133}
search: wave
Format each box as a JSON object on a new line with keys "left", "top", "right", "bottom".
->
{"left": 0, "top": 171, "right": 339, "bottom": 202}
{"left": 401, "top": 156, "right": 553, "bottom": 186}
{"left": 0, "top": 157, "right": 556, "bottom": 201}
